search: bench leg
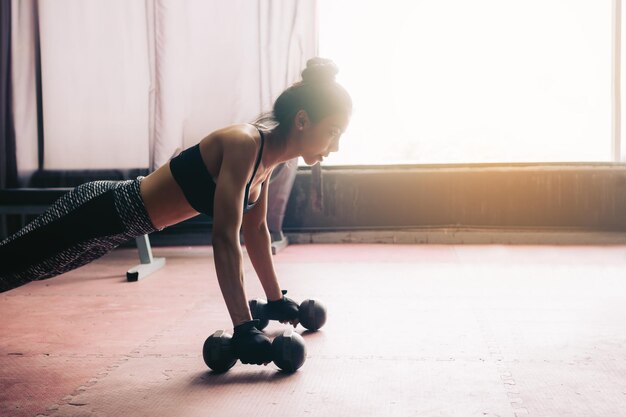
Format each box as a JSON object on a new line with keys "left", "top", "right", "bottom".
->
{"left": 126, "top": 234, "right": 166, "bottom": 282}
{"left": 270, "top": 231, "right": 289, "bottom": 255}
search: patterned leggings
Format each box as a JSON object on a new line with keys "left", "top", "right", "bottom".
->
{"left": 0, "top": 177, "right": 158, "bottom": 293}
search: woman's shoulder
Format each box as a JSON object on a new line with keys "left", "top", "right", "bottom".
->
{"left": 198, "top": 124, "right": 260, "bottom": 175}
{"left": 201, "top": 123, "right": 258, "bottom": 149}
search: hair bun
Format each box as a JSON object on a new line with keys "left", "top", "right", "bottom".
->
{"left": 301, "top": 57, "right": 339, "bottom": 83}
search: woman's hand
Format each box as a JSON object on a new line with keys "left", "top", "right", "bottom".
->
{"left": 266, "top": 291, "right": 300, "bottom": 328}
{"left": 231, "top": 320, "right": 272, "bottom": 365}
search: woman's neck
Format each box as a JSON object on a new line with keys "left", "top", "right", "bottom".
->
{"left": 262, "top": 128, "right": 301, "bottom": 168}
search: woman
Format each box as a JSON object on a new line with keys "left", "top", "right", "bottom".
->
{"left": 0, "top": 57, "right": 352, "bottom": 366}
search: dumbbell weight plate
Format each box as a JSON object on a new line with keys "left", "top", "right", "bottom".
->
{"left": 202, "top": 330, "right": 237, "bottom": 373}
{"left": 248, "top": 299, "right": 270, "bottom": 330}
{"left": 298, "top": 299, "right": 327, "bottom": 331}
{"left": 271, "top": 329, "right": 306, "bottom": 373}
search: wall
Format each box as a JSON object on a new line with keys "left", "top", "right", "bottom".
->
{"left": 283, "top": 164, "right": 626, "bottom": 233}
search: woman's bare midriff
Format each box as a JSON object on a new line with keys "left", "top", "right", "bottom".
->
{"left": 139, "top": 162, "right": 200, "bottom": 230}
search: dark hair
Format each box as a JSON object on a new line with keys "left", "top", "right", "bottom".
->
{"left": 252, "top": 58, "right": 352, "bottom": 135}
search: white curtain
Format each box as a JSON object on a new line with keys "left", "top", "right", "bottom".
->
{"left": 10, "top": 0, "right": 39, "bottom": 177}
{"left": 11, "top": 0, "right": 317, "bottom": 176}
{"left": 37, "top": 0, "right": 151, "bottom": 170}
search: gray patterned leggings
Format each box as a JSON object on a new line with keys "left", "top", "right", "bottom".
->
{"left": 0, "top": 177, "right": 158, "bottom": 293}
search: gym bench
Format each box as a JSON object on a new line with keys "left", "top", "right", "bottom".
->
{"left": 0, "top": 188, "right": 165, "bottom": 282}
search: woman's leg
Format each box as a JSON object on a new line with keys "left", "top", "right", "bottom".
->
{"left": 0, "top": 178, "right": 158, "bottom": 293}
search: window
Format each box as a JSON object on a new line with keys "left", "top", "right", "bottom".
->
{"left": 318, "top": 0, "right": 613, "bottom": 165}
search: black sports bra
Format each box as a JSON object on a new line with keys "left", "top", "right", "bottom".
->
{"left": 169, "top": 129, "right": 265, "bottom": 217}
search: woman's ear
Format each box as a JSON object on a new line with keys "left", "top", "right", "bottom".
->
{"left": 295, "top": 110, "right": 309, "bottom": 130}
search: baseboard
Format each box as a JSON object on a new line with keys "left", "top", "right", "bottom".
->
{"left": 284, "top": 228, "right": 626, "bottom": 245}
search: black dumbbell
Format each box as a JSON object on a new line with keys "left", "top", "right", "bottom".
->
{"left": 248, "top": 297, "right": 327, "bottom": 331}
{"left": 202, "top": 328, "right": 307, "bottom": 373}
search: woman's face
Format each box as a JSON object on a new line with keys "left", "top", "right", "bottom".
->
{"left": 299, "top": 112, "right": 350, "bottom": 166}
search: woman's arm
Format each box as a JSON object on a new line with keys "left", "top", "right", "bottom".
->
{"left": 242, "top": 181, "right": 300, "bottom": 327}
{"left": 241, "top": 178, "right": 283, "bottom": 302}
{"left": 212, "top": 134, "right": 257, "bottom": 327}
